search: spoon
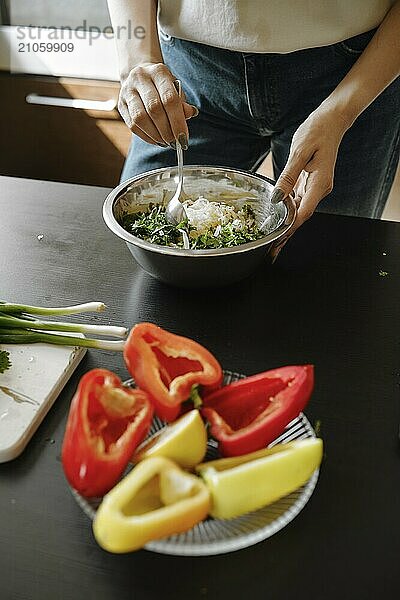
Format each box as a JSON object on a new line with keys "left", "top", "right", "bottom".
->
{"left": 165, "top": 80, "right": 190, "bottom": 249}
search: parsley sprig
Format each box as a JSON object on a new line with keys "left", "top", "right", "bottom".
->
{"left": 0, "top": 350, "right": 11, "bottom": 374}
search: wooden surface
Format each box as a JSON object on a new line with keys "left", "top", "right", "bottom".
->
{"left": 0, "top": 74, "right": 131, "bottom": 187}
{"left": 1, "top": 176, "right": 399, "bottom": 600}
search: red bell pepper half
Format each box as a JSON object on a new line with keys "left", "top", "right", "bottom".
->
{"left": 201, "top": 365, "right": 314, "bottom": 457}
{"left": 62, "top": 368, "right": 153, "bottom": 498}
{"left": 124, "top": 323, "right": 223, "bottom": 422}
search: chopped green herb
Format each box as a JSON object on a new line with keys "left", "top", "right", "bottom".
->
{"left": 121, "top": 204, "right": 187, "bottom": 248}
{"left": 379, "top": 270, "right": 389, "bottom": 277}
{"left": 120, "top": 202, "right": 265, "bottom": 250}
{"left": 0, "top": 350, "right": 12, "bottom": 374}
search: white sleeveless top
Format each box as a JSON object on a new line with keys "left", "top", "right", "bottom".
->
{"left": 158, "top": 0, "right": 394, "bottom": 53}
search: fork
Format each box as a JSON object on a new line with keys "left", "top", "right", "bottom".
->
{"left": 165, "top": 80, "right": 190, "bottom": 249}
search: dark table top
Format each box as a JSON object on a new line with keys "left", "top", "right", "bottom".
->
{"left": 1, "top": 175, "right": 399, "bottom": 600}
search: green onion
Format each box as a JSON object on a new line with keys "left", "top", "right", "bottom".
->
{"left": 0, "top": 329, "right": 125, "bottom": 351}
{"left": 0, "top": 314, "right": 127, "bottom": 338}
{"left": 0, "top": 301, "right": 127, "bottom": 352}
{"left": 0, "top": 301, "right": 106, "bottom": 315}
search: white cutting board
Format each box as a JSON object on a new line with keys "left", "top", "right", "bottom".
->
{"left": 0, "top": 342, "right": 86, "bottom": 462}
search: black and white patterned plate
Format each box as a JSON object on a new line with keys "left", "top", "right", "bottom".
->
{"left": 70, "top": 370, "right": 320, "bottom": 556}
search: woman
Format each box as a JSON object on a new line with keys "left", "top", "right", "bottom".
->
{"left": 107, "top": 0, "right": 400, "bottom": 257}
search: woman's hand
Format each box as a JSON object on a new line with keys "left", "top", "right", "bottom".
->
{"left": 118, "top": 62, "right": 198, "bottom": 148}
{"left": 270, "top": 0, "right": 400, "bottom": 261}
{"left": 269, "top": 106, "right": 349, "bottom": 261}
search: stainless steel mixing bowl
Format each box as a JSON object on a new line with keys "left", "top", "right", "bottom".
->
{"left": 103, "top": 166, "right": 296, "bottom": 288}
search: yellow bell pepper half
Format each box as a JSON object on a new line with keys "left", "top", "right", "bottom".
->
{"left": 132, "top": 409, "right": 207, "bottom": 469}
{"left": 93, "top": 456, "right": 210, "bottom": 553}
{"left": 195, "top": 438, "right": 323, "bottom": 519}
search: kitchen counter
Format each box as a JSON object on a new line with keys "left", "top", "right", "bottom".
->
{"left": 1, "top": 176, "right": 399, "bottom": 600}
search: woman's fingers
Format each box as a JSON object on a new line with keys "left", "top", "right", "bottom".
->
{"left": 178, "top": 83, "right": 199, "bottom": 119}
{"left": 124, "top": 92, "right": 168, "bottom": 146}
{"left": 270, "top": 166, "right": 334, "bottom": 262}
{"left": 184, "top": 102, "right": 199, "bottom": 119}
{"left": 118, "top": 99, "right": 164, "bottom": 146}
{"left": 293, "top": 170, "right": 309, "bottom": 201}
{"left": 119, "top": 62, "right": 199, "bottom": 148}
{"left": 295, "top": 168, "right": 333, "bottom": 229}
{"left": 152, "top": 71, "right": 190, "bottom": 147}
{"left": 135, "top": 77, "right": 176, "bottom": 144}
{"left": 270, "top": 147, "right": 313, "bottom": 204}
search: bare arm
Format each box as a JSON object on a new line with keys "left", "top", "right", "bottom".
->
{"left": 270, "top": 1, "right": 400, "bottom": 256}
{"left": 326, "top": 0, "right": 400, "bottom": 129}
{"left": 107, "top": 0, "right": 162, "bottom": 79}
{"left": 107, "top": 0, "right": 196, "bottom": 147}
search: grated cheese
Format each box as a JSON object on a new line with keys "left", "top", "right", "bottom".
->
{"left": 183, "top": 197, "right": 254, "bottom": 239}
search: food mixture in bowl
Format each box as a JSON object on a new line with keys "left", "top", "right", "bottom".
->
{"left": 116, "top": 173, "right": 283, "bottom": 251}
{"left": 120, "top": 196, "right": 266, "bottom": 250}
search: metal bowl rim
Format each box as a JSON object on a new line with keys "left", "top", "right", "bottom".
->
{"left": 103, "top": 165, "right": 296, "bottom": 257}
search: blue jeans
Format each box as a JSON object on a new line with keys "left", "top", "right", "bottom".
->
{"left": 121, "top": 29, "right": 400, "bottom": 218}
